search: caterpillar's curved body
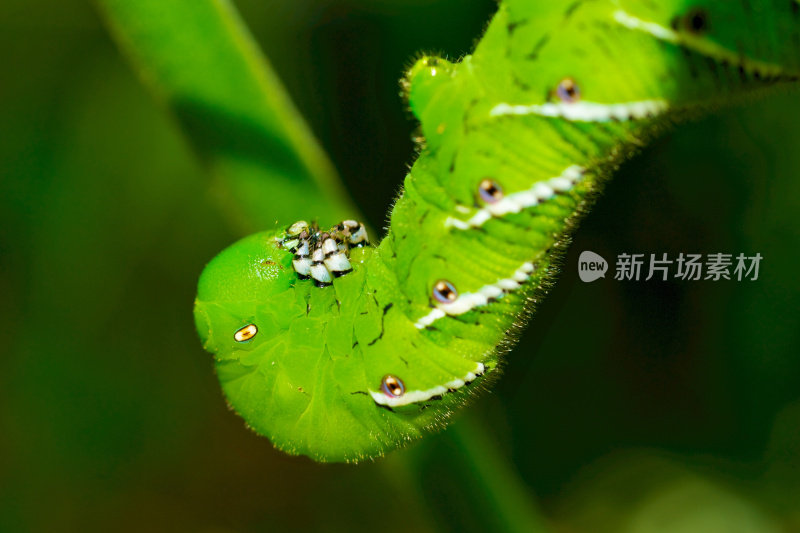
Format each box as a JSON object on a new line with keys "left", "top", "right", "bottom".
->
{"left": 194, "top": 0, "right": 800, "bottom": 462}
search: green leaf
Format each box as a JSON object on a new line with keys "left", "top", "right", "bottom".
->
{"left": 95, "top": 0, "right": 359, "bottom": 230}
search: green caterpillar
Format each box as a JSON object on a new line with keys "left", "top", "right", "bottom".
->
{"left": 193, "top": 0, "right": 800, "bottom": 462}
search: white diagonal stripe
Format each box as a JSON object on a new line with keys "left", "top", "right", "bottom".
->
{"left": 613, "top": 9, "right": 677, "bottom": 42}
{"left": 413, "top": 261, "right": 536, "bottom": 329}
{"left": 369, "top": 363, "right": 485, "bottom": 407}
{"left": 613, "top": 9, "right": 787, "bottom": 78}
{"left": 490, "top": 99, "right": 669, "bottom": 122}
{"left": 445, "top": 165, "right": 586, "bottom": 230}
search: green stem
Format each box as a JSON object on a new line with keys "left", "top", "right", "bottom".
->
{"left": 448, "top": 414, "right": 551, "bottom": 533}
{"left": 95, "top": 0, "right": 358, "bottom": 230}
{"left": 391, "top": 412, "right": 550, "bottom": 532}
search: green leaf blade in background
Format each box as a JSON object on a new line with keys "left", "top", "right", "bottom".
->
{"left": 1, "top": 0, "right": 799, "bottom": 531}
{"left": 96, "top": 0, "right": 358, "bottom": 230}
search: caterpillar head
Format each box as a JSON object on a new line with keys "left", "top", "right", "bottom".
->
{"left": 403, "top": 55, "right": 470, "bottom": 151}
{"left": 405, "top": 55, "right": 457, "bottom": 118}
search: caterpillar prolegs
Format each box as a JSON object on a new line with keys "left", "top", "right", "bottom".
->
{"left": 194, "top": 0, "right": 800, "bottom": 462}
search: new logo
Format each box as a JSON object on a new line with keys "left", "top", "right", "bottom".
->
{"left": 578, "top": 251, "right": 608, "bottom": 282}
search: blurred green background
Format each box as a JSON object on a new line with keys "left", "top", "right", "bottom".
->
{"left": 1, "top": 0, "right": 799, "bottom": 531}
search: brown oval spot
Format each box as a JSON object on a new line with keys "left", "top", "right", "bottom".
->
{"left": 433, "top": 280, "right": 458, "bottom": 304}
{"left": 556, "top": 77, "right": 580, "bottom": 103}
{"left": 381, "top": 375, "right": 405, "bottom": 397}
{"left": 478, "top": 179, "right": 504, "bottom": 204}
{"left": 234, "top": 324, "right": 258, "bottom": 342}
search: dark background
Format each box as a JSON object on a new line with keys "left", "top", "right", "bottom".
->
{"left": 1, "top": 0, "right": 799, "bottom": 531}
